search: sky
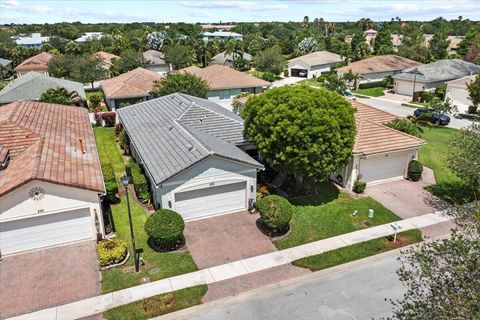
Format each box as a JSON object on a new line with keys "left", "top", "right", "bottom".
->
{"left": 0, "top": 0, "right": 479, "bottom": 24}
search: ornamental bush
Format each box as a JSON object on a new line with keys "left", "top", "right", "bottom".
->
{"left": 129, "top": 159, "right": 150, "bottom": 203}
{"left": 144, "top": 209, "right": 185, "bottom": 249}
{"left": 102, "top": 112, "right": 116, "bottom": 127}
{"left": 97, "top": 239, "right": 128, "bottom": 267}
{"left": 408, "top": 160, "right": 424, "bottom": 181}
{"left": 255, "top": 195, "right": 293, "bottom": 231}
{"left": 105, "top": 181, "right": 118, "bottom": 204}
{"left": 353, "top": 180, "right": 367, "bottom": 193}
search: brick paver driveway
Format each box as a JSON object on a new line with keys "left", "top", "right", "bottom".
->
{"left": 184, "top": 211, "right": 310, "bottom": 302}
{"left": 364, "top": 168, "right": 454, "bottom": 238}
{"left": 0, "top": 241, "right": 101, "bottom": 319}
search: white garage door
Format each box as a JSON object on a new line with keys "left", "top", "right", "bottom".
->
{"left": 360, "top": 154, "right": 407, "bottom": 184}
{"left": 396, "top": 81, "right": 414, "bottom": 96}
{"left": 0, "top": 208, "right": 93, "bottom": 255}
{"left": 174, "top": 182, "right": 247, "bottom": 220}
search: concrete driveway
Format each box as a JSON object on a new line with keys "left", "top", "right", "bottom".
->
{"left": 364, "top": 168, "right": 454, "bottom": 238}
{"left": 0, "top": 241, "right": 101, "bottom": 319}
{"left": 184, "top": 211, "right": 309, "bottom": 302}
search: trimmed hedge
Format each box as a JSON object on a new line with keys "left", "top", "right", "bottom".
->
{"left": 353, "top": 180, "right": 367, "bottom": 193}
{"left": 129, "top": 159, "right": 149, "bottom": 198}
{"left": 97, "top": 239, "right": 128, "bottom": 267}
{"left": 255, "top": 195, "right": 293, "bottom": 231}
{"left": 105, "top": 181, "right": 119, "bottom": 204}
{"left": 144, "top": 209, "right": 185, "bottom": 249}
{"left": 358, "top": 81, "right": 384, "bottom": 89}
{"left": 408, "top": 160, "right": 423, "bottom": 182}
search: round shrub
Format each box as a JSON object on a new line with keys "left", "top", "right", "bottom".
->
{"left": 353, "top": 180, "right": 367, "bottom": 193}
{"left": 144, "top": 209, "right": 185, "bottom": 249}
{"left": 408, "top": 160, "right": 423, "bottom": 181}
{"left": 97, "top": 239, "right": 128, "bottom": 268}
{"left": 255, "top": 195, "right": 293, "bottom": 231}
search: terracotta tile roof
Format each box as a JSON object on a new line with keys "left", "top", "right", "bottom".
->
{"left": 288, "top": 51, "right": 343, "bottom": 67}
{"left": 179, "top": 65, "right": 271, "bottom": 90}
{"left": 0, "top": 101, "right": 104, "bottom": 196}
{"left": 100, "top": 67, "right": 162, "bottom": 99}
{"left": 337, "top": 55, "right": 422, "bottom": 75}
{"left": 14, "top": 52, "right": 53, "bottom": 72}
{"left": 95, "top": 51, "right": 120, "bottom": 66}
{"left": 351, "top": 100, "right": 425, "bottom": 155}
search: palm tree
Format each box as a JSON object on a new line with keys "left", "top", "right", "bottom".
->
{"left": 195, "top": 39, "right": 219, "bottom": 67}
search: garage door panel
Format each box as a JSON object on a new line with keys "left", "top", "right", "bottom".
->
{"left": 0, "top": 208, "right": 93, "bottom": 255}
{"left": 360, "top": 155, "right": 407, "bottom": 183}
{"left": 174, "top": 182, "right": 247, "bottom": 220}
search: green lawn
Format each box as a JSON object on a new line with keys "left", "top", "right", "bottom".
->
{"left": 418, "top": 127, "right": 475, "bottom": 204}
{"left": 293, "top": 229, "right": 422, "bottom": 271}
{"left": 353, "top": 86, "right": 385, "bottom": 97}
{"left": 298, "top": 78, "right": 322, "bottom": 87}
{"left": 86, "top": 89, "right": 104, "bottom": 100}
{"left": 104, "top": 286, "right": 207, "bottom": 320}
{"left": 275, "top": 183, "right": 402, "bottom": 250}
{"left": 93, "top": 128, "right": 200, "bottom": 295}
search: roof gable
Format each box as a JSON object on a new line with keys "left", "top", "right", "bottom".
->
{"left": 288, "top": 51, "right": 343, "bottom": 67}
{"left": 337, "top": 55, "right": 422, "bottom": 75}
{"left": 100, "top": 67, "right": 162, "bottom": 99}
{"left": 15, "top": 52, "right": 53, "bottom": 71}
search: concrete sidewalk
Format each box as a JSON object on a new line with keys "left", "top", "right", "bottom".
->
{"left": 7, "top": 211, "right": 452, "bottom": 320}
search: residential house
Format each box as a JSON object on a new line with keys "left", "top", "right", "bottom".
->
{"left": 75, "top": 32, "right": 104, "bottom": 43}
{"left": 209, "top": 51, "right": 252, "bottom": 69}
{"left": 333, "top": 100, "right": 426, "bottom": 190}
{"left": 364, "top": 29, "right": 377, "bottom": 48}
{"left": 422, "top": 34, "right": 465, "bottom": 54}
{"left": 0, "top": 58, "right": 13, "bottom": 77}
{"left": 14, "top": 52, "right": 53, "bottom": 77}
{"left": 117, "top": 93, "right": 263, "bottom": 220}
{"left": 337, "top": 55, "right": 422, "bottom": 86}
{"left": 143, "top": 49, "right": 171, "bottom": 74}
{"left": 202, "top": 31, "right": 243, "bottom": 41}
{"left": 95, "top": 51, "right": 120, "bottom": 70}
{"left": 287, "top": 51, "right": 344, "bottom": 78}
{"left": 0, "top": 72, "right": 86, "bottom": 105}
{"left": 393, "top": 59, "right": 480, "bottom": 96}
{"left": 13, "top": 33, "right": 50, "bottom": 49}
{"left": 180, "top": 65, "right": 270, "bottom": 103}
{"left": 0, "top": 101, "right": 105, "bottom": 256}
{"left": 201, "top": 24, "right": 237, "bottom": 31}
{"left": 100, "top": 67, "right": 162, "bottom": 110}
{"left": 445, "top": 75, "right": 476, "bottom": 112}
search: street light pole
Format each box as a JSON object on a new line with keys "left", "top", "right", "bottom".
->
{"left": 121, "top": 175, "right": 138, "bottom": 272}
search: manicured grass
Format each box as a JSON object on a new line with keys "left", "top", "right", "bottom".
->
{"left": 419, "top": 127, "right": 460, "bottom": 185}
{"left": 293, "top": 229, "right": 422, "bottom": 271}
{"left": 104, "top": 285, "right": 207, "bottom": 320}
{"left": 298, "top": 78, "right": 322, "bottom": 87}
{"left": 86, "top": 89, "right": 104, "bottom": 99}
{"left": 93, "top": 127, "right": 126, "bottom": 179}
{"left": 353, "top": 86, "right": 385, "bottom": 97}
{"left": 274, "top": 183, "right": 402, "bottom": 250}
{"left": 93, "top": 127, "right": 200, "bottom": 294}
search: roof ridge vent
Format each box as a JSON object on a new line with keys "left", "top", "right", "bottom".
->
{"left": 168, "top": 125, "right": 173, "bottom": 131}
{"left": 187, "top": 144, "right": 195, "bottom": 151}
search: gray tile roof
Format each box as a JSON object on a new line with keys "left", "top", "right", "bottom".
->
{"left": 210, "top": 51, "right": 252, "bottom": 64}
{"left": 117, "top": 93, "right": 262, "bottom": 185}
{"left": 0, "top": 72, "right": 86, "bottom": 104}
{"left": 393, "top": 59, "right": 480, "bottom": 83}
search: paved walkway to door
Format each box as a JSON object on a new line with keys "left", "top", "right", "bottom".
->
{"left": 184, "top": 211, "right": 309, "bottom": 302}
{"left": 0, "top": 241, "right": 101, "bottom": 320}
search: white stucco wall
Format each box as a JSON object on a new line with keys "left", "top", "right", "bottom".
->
{"left": 446, "top": 84, "right": 470, "bottom": 112}
{"left": 0, "top": 180, "right": 104, "bottom": 236}
{"left": 157, "top": 156, "right": 258, "bottom": 212}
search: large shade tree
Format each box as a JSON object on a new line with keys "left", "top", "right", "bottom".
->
{"left": 152, "top": 72, "right": 209, "bottom": 99}
{"left": 242, "top": 86, "right": 356, "bottom": 186}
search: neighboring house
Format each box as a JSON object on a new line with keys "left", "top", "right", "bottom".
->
{"left": 100, "top": 67, "right": 162, "bottom": 110}
{"left": 391, "top": 34, "right": 403, "bottom": 50}
{"left": 393, "top": 59, "right": 480, "bottom": 96}
{"left": 95, "top": 51, "right": 120, "bottom": 70}
{"left": 287, "top": 51, "right": 344, "bottom": 78}
{"left": 143, "top": 49, "right": 171, "bottom": 74}
{"left": 0, "top": 101, "right": 105, "bottom": 256}
{"left": 445, "top": 75, "right": 476, "bottom": 112}
{"left": 0, "top": 58, "right": 13, "bottom": 77}
{"left": 422, "top": 34, "right": 465, "bottom": 54}
{"left": 202, "top": 31, "right": 243, "bottom": 41}
{"left": 180, "top": 65, "right": 270, "bottom": 102}
{"left": 337, "top": 55, "right": 422, "bottom": 85}
{"left": 117, "top": 93, "right": 263, "bottom": 220}
{"left": 75, "top": 32, "right": 104, "bottom": 43}
{"left": 14, "top": 52, "right": 53, "bottom": 77}
{"left": 363, "top": 29, "right": 377, "bottom": 47}
{"left": 209, "top": 51, "right": 252, "bottom": 68}
{"left": 201, "top": 24, "right": 237, "bottom": 31}
{"left": 13, "top": 33, "right": 50, "bottom": 48}
{"left": 333, "top": 100, "right": 426, "bottom": 190}
{"left": 0, "top": 72, "right": 86, "bottom": 105}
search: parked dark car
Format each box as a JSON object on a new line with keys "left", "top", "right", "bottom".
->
{"left": 413, "top": 108, "right": 450, "bottom": 125}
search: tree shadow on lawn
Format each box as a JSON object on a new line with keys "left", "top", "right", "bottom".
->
{"left": 427, "top": 181, "right": 478, "bottom": 206}
{"left": 288, "top": 182, "right": 340, "bottom": 206}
